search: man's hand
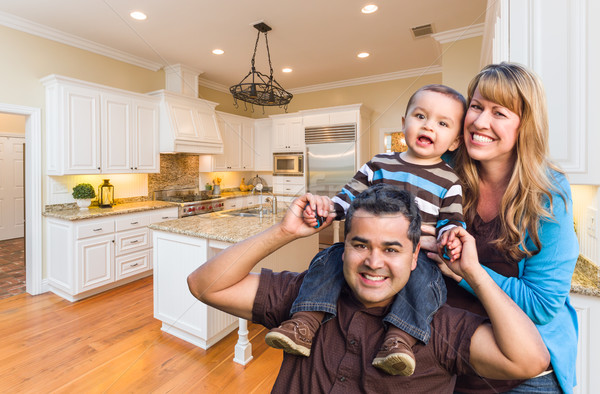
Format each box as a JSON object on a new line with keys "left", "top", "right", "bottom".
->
{"left": 297, "top": 193, "right": 336, "bottom": 229}
{"left": 280, "top": 194, "right": 335, "bottom": 238}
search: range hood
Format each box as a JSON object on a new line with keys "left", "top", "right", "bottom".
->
{"left": 149, "top": 64, "right": 223, "bottom": 155}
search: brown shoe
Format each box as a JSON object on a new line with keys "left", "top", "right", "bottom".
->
{"left": 372, "top": 336, "right": 416, "bottom": 376}
{"left": 264, "top": 318, "right": 315, "bottom": 357}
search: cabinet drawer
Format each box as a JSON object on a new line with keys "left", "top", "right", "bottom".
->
{"left": 273, "top": 175, "right": 305, "bottom": 186}
{"left": 77, "top": 219, "right": 115, "bottom": 239}
{"left": 115, "top": 228, "right": 150, "bottom": 256}
{"left": 116, "top": 215, "right": 150, "bottom": 232}
{"left": 115, "top": 249, "right": 151, "bottom": 280}
{"left": 149, "top": 208, "right": 179, "bottom": 223}
{"left": 277, "top": 184, "right": 305, "bottom": 196}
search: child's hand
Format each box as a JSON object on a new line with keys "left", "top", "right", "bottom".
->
{"left": 302, "top": 194, "right": 334, "bottom": 228}
{"left": 439, "top": 232, "right": 462, "bottom": 263}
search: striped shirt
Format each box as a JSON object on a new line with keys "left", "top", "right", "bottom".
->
{"left": 332, "top": 152, "right": 465, "bottom": 236}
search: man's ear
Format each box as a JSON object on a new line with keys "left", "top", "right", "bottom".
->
{"left": 447, "top": 134, "right": 462, "bottom": 152}
{"left": 411, "top": 242, "right": 420, "bottom": 271}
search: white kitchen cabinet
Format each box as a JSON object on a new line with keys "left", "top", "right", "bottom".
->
{"left": 254, "top": 118, "right": 273, "bottom": 171}
{"left": 201, "top": 112, "right": 254, "bottom": 171}
{"left": 302, "top": 110, "right": 357, "bottom": 127}
{"left": 570, "top": 293, "right": 600, "bottom": 394}
{"left": 45, "top": 207, "right": 178, "bottom": 301}
{"left": 485, "top": 0, "right": 600, "bottom": 184}
{"left": 273, "top": 175, "right": 305, "bottom": 197}
{"left": 41, "top": 75, "right": 160, "bottom": 175}
{"left": 272, "top": 115, "right": 304, "bottom": 152}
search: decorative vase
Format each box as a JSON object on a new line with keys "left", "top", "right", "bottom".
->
{"left": 76, "top": 198, "right": 92, "bottom": 210}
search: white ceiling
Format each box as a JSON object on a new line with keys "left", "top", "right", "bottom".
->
{"left": 0, "top": 0, "right": 487, "bottom": 92}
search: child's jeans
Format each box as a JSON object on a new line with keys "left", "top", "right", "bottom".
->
{"left": 290, "top": 242, "right": 446, "bottom": 343}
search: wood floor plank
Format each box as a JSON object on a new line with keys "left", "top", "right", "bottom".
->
{"left": 0, "top": 276, "right": 281, "bottom": 393}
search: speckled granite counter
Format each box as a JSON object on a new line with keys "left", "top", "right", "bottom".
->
{"left": 149, "top": 209, "right": 286, "bottom": 244}
{"left": 572, "top": 255, "right": 600, "bottom": 297}
{"left": 43, "top": 201, "right": 177, "bottom": 221}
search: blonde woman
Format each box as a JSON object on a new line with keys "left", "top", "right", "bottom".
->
{"left": 435, "top": 62, "right": 578, "bottom": 393}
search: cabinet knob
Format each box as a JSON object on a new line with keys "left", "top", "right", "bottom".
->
{"left": 97, "top": 167, "right": 101, "bottom": 170}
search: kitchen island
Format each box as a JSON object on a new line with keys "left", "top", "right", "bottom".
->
{"left": 149, "top": 206, "right": 319, "bottom": 363}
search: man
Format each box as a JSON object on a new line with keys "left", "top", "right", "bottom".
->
{"left": 187, "top": 184, "right": 549, "bottom": 392}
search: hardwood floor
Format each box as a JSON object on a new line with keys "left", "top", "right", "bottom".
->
{"left": 0, "top": 276, "right": 283, "bottom": 393}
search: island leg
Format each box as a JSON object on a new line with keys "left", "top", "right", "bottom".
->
{"left": 233, "top": 318, "right": 253, "bottom": 365}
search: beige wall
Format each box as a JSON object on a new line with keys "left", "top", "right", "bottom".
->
{"left": 440, "top": 36, "right": 484, "bottom": 97}
{"left": 0, "top": 25, "right": 164, "bottom": 109}
{"left": 0, "top": 113, "right": 26, "bottom": 134}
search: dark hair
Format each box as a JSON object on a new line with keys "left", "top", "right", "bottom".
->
{"left": 405, "top": 84, "right": 467, "bottom": 119}
{"left": 344, "top": 184, "right": 421, "bottom": 251}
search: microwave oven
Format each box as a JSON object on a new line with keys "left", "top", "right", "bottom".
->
{"left": 273, "top": 152, "right": 304, "bottom": 176}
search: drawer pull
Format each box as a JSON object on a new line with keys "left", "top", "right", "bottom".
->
{"left": 162, "top": 216, "right": 169, "bottom": 219}
{"left": 130, "top": 240, "right": 139, "bottom": 244}
{"left": 131, "top": 221, "right": 139, "bottom": 225}
{"left": 93, "top": 228, "right": 103, "bottom": 232}
{"left": 130, "top": 263, "right": 139, "bottom": 267}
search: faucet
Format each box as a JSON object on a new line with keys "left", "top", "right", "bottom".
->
{"left": 264, "top": 193, "right": 278, "bottom": 215}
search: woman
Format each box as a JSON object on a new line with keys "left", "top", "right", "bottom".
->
{"left": 434, "top": 62, "right": 579, "bottom": 393}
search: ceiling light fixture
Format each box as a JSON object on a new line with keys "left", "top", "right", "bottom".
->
{"left": 129, "top": 11, "right": 147, "bottom": 21}
{"left": 230, "top": 22, "right": 292, "bottom": 112}
{"left": 282, "top": 67, "right": 292, "bottom": 73}
{"left": 212, "top": 49, "right": 224, "bottom": 55}
{"left": 361, "top": 5, "right": 378, "bottom": 14}
{"left": 357, "top": 52, "right": 370, "bottom": 58}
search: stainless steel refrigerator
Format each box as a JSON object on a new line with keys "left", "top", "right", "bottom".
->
{"left": 305, "top": 124, "right": 357, "bottom": 246}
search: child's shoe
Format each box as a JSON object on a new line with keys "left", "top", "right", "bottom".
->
{"left": 265, "top": 311, "right": 321, "bottom": 357}
{"left": 372, "top": 335, "right": 416, "bottom": 376}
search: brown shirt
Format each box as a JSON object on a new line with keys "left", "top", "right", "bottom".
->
{"left": 253, "top": 269, "right": 486, "bottom": 393}
{"left": 445, "top": 214, "right": 523, "bottom": 393}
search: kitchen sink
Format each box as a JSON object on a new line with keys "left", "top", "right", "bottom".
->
{"left": 219, "top": 208, "right": 271, "bottom": 217}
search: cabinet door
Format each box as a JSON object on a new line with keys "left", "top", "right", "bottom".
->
{"left": 195, "top": 110, "right": 222, "bottom": 144}
{"left": 64, "top": 85, "right": 101, "bottom": 173}
{"left": 288, "top": 118, "right": 305, "bottom": 151}
{"left": 241, "top": 122, "right": 254, "bottom": 170}
{"left": 134, "top": 99, "right": 160, "bottom": 172}
{"left": 77, "top": 234, "right": 114, "bottom": 292}
{"left": 254, "top": 119, "right": 273, "bottom": 171}
{"left": 101, "top": 94, "right": 132, "bottom": 173}
{"left": 272, "top": 120, "right": 289, "bottom": 151}
{"left": 214, "top": 116, "right": 242, "bottom": 170}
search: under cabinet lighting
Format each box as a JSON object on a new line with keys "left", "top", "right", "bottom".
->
{"left": 130, "top": 11, "right": 147, "bottom": 20}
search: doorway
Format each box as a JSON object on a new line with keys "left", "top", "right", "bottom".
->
{"left": 0, "top": 104, "right": 43, "bottom": 296}
{"left": 0, "top": 127, "right": 26, "bottom": 298}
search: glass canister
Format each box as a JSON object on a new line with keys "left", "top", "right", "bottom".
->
{"left": 98, "top": 179, "right": 115, "bottom": 207}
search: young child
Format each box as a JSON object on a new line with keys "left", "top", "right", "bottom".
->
{"left": 265, "top": 84, "right": 466, "bottom": 376}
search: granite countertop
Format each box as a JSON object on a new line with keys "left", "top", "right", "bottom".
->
{"left": 149, "top": 208, "right": 286, "bottom": 244}
{"left": 43, "top": 200, "right": 178, "bottom": 221}
{"left": 571, "top": 255, "right": 600, "bottom": 297}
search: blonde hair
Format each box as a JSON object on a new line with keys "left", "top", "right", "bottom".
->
{"left": 456, "top": 62, "right": 565, "bottom": 261}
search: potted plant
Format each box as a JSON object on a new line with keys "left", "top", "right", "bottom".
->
{"left": 72, "top": 183, "right": 96, "bottom": 210}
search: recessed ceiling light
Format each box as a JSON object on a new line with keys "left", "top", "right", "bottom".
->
{"left": 357, "top": 52, "right": 370, "bottom": 58}
{"left": 212, "top": 49, "right": 224, "bottom": 55}
{"left": 361, "top": 5, "right": 378, "bottom": 14}
{"left": 130, "top": 11, "right": 147, "bottom": 21}
{"left": 282, "top": 68, "right": 292, "bottom": 73}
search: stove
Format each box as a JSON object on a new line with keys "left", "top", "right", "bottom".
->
{"left": 153, "top": 188, "right": 225, "bottom": 217}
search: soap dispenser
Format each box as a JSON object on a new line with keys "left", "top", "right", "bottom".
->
{"left": 98, "top": 179, "right": 115, "bottom": 207}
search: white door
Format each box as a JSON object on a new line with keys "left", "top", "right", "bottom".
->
{"left": 0, "top": 135, "right": 25, "bottom": 240}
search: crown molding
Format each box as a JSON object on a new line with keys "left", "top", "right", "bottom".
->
{"left": 289, "top": 65, "right": 443, "bottom": 94}
{"left": 432, "top": 23, "right": 485, "bottom": 44}
{"left": 198, "top": 77, "right": 229, "bottom": 93}
{"left": 0, "top": 11, "right": 163, "bottom": 71}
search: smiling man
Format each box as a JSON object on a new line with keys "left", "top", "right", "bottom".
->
{"left": 187, "top": 184, "right": 549, "bottom": 392}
